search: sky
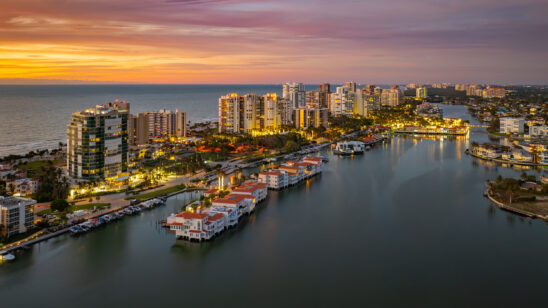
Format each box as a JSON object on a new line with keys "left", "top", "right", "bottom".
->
{"left": 0, "top": 0, "right": 547, "bottom": 84}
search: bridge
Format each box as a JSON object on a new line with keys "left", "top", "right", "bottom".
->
{"left": 468, "top": 124, "right": 489, "bottom": 128}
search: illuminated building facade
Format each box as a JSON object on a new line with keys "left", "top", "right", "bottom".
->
{"left": 67, "top": 100, "right": 129, "bottom": 180}
{"left": 219, "top": 93, "right": 287, "bottom": 133}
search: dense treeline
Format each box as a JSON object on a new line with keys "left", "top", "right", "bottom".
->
{"left": 32, "top": 164, "right": 70, "bottom": 202}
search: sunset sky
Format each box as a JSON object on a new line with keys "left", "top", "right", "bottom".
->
{"left": 1, "top": 0, "right": 547, "bottom": 84}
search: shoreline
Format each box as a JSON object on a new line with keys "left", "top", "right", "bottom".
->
{"left": 465, "top": 149, "right": 547, "bottom": 167}
{"left": 1, "top": 141, "right": 335, "bottom": 256}
{"left": 486, "top": 190, "right": 548, "bottom": 222}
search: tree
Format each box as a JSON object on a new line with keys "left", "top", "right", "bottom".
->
{"left": 51, "top": 199, "right": 69, "bottom": 212}
{"left": 0, "top": 180, "right": 6, "bottom": 196}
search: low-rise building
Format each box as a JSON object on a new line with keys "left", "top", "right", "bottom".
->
{"left": 303, "top": 156, "right": 323, "bottom": 168}
{"left": 258, "top": 170, "right": 289, "bottom": 190}
{"left": 528, "top": 125, "right": 547, "bottom": 138}
{"left": 0, "top": 169, "right": 26, "bottom": 181}
{"left": 203, "top": 188, "right": 219, "bottom": 198}
{"left": 231, "top": 181, "right": 268, "bottom": 204}
{"left": 500, "top": 117, "right": 525, "bottom": 134}
{"left": 212, "top": 193, "right": 255, "bottom": 215}
{"left": 166, "top": 212, "right": 212, "bottom": 241}
{"left": 0, "top": 196, "right": 36, "bottom": 238}
{"left": 278, "top": 165, "right": 304, "bottom": 185}
{"left": 207, "top": 205, "right": 240, "bottom": 228}
{"left": 6, "top": 178, "right": 40, "bottom": 196}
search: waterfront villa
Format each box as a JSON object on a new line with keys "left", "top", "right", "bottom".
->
{"left": 231, "top": 181, "right": 268, "bottom": 204}
{"left": 207, "top": 206, "right": 240, "bottom": 228}
{"left": 303, "top": 156, "right": 323, "bottom": 168}
{"left": 258, "top": 157, "right": 323, "bottom": 189}
{"left": 258, "top": 169, "right": 289, "bottom": 190}
{"left": 166, "top": 211, "right": 226, "bottom": 241}
{"left": 212, "top": 193, "right": 255, "bottom": 215}
{"left": 168, "top": 156, "right": 325, "bottom": 243}
{"left": 167, "top": 206, "right": 240, "bottom": 241}
{"left": 204, "top": 188, "right": 218, "bottom": 197}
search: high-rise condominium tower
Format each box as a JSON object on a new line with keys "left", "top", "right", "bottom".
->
{"left": 67, "top": 100, "right": 129, "bottom": 181}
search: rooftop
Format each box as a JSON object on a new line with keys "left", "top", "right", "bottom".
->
{"left": 0, "top": 196, "right": 36, "bottom": 208}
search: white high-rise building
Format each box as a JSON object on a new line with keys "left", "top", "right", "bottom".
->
{"left": 329, "top": 85, "right": 355, "bottom": 116}
{"left": 219, "top": 93, "right": 242, "bottom": 133}
{"left": 282, "top": 82, "right": 306, "bottom": 108}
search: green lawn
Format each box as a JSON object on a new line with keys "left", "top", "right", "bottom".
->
{"left": 127, "top": 184, "right": 186, "bottom": 202}
{"left": 15, "top": 160, "right": 60, "bottom": 177}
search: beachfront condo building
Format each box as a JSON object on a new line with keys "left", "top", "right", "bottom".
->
{"left": 67, "top": 100, "right": 129, "bottom": 181}
{"left": 282, "top": 82, "right": 306, "bottom": 108}
{"left": 218, "top": 93, "right": 289, "bottom": 134}
{"left": 0, "top": 196, "right": 36, "bottom": 238}
{"left": 129, "top": 109, "right": 187, "bottom": 145}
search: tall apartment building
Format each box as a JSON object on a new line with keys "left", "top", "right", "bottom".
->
{"left": 306, "top": 91, "right": 321, "bottom": 108}
{"left": 263, "top": 93, "right": 283, "bottom": 130}
{"left": 0, "top": 196, "right": 36, "bottom": 238}
{"left": 67, "top": 101, "right": 129, "bottom": 181}
{"left": 319, "top": 83, "right": 331, "bottom": 108}
{"left": 282, "top": 82, "right": 306, "bottom": 108}
{"left": 294, "top": 107, "right": 329, "bottom": 129}
{"left": 329, "top": 85, "right": 355, "bottom": 116}
{"left": 129, "top": 109, "right": 187, "bottom": 145}
{"left": 466, "top": 84, "right": 483, "bottom": 96}
{"left": 354, "top": 88, "right": 367, "bottom": 117}
{"left": 129, "top": 113, "right": 149, "bottom": 146}
{"left": 381, "top": 86, "right": 402, "bottom": 107}
{"left": 219, "top": 93, "right": 287, "bottom": 133}
{"left": 416, "top": 87, "right": 428, "bottom": 99}
{"left": 482, "top": 86, "right": 506, "bottom": 99}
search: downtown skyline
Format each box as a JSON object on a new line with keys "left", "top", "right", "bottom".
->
{"left": 0, "top": 0, "right": 547, "bottom": 84}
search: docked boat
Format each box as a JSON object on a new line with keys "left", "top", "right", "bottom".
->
{"left": 334, "top": 141, "right": 365, "bottom": 155}
{"left": 1, "top": 253, "right": 15, "bottom": 262}
{"left": 69, "top": 225, "right": 82, "bottom": 234}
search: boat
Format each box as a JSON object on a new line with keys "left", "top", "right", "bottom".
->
{"left": 334, "top": 141, "right": 365, "bottom": 155}
{"left": 69, "top": 226, "right": 82, "bottom": 234}
{"left": 1, "top": 253, "right": 15, "bottom": 262}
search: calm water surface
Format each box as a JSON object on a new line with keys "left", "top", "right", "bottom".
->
{"left": 1, "top": 105, "right": 547, "bottom": 307}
